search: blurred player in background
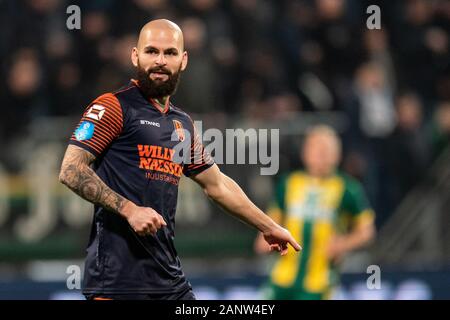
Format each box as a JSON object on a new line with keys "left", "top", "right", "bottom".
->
{"left": 59, "top": 19, "right": 300, "bottom": 300}
{"left": 255, "top": 125, "right": 375, "bottom": 300}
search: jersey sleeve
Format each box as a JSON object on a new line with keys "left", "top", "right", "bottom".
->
{"left": 69, "top": 93, "right": 123, "bottom": 157}
{"left": 183, "top": 123, "right": 215, "bottom": 177}
{"left": 340, "top": 175, "right": 375, "bottom": 227}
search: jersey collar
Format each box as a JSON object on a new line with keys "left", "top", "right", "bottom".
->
{"left": 131, "top": 79, "right": 171, "bottom": 114}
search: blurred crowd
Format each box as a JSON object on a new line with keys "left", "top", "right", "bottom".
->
{"left": 0, "top": 0, "right": 449, "bottom": 228}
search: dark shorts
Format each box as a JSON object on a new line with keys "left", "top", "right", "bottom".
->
{"left": 85, "top": 286, "right": 196, "bottom": 300}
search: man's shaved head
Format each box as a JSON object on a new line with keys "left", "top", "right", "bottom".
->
{"left": 131, "top": 19, "right": 188, "bottom": 99}
{"left": 137, "top": 19, "right": 184, "bottom": 51}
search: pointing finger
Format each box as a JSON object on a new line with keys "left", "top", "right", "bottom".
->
{"left": 288, "top": 236, "right": 302, "bottom": 251}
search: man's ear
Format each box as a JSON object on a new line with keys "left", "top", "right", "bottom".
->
{"left": 181, "top": 51, "right": 188, "bottom": 71}
{"left": 131, "top": 47, "right": 138, "bottom": 67}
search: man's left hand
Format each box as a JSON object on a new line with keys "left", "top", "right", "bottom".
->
{"left": 263, "top": 226, "right": 302, "bottom": 256}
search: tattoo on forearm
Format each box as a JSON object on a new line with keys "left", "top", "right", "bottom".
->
{"left": 60, "top": 145, "right": 126, "bottom": 214}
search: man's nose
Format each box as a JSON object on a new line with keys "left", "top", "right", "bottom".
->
{"left": 155, "top": 53, "right": 167, "bottom": 65}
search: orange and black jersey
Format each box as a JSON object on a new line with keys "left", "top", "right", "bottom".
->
{"left": 69, "top": 80, "right": 214, "bottom": 295}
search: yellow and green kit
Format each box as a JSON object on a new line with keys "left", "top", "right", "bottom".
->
{"left": 264, "top": 170, "right": 375, "bottom": 300}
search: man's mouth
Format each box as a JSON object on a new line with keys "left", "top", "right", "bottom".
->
{"left": 149, "top": 71, "right": 169, "bottom": 81}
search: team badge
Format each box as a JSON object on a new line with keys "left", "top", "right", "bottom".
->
{"left": 172, "top": 120, "right": 185, "bottom": 142}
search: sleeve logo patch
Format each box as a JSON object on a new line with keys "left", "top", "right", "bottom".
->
{"left": 86, "top": 104, "right": 106, "bottom": 121}
{"left": 75, "top": 121, "right": 95, "bottom": 141}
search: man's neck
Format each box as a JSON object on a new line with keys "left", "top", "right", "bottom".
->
{"left": 150, "top": 96, "right": 170, "bottom": 113}
{"left": 154, "top": 96, "right": 169, "bottom": 108}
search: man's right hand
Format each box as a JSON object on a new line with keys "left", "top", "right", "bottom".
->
{"left": 121, "top": 201, "right": 167, "bottom": 236}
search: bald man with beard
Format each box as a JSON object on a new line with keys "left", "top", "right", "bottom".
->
{"left": 59, "top": 19, "right": 301, "bottom": 300}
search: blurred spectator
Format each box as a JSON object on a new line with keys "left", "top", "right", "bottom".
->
{"left": 2, "top": 48, "right": 46, "bottom": 137}
{"left": 362, "top": 29, "right": 396, "bottom": 92}
{"left": 313, "top": 0, "right": 362, "bottom": 81}
{"left": 341, "top": 61, "right": 396, "bottom": 227}
{"left": 353, "top": 62, "right": 396, "bottom": 139}
{"left": 48, "top": 60, "right": 84, "bottom": 116}
{"left": 430, "top": 101, "right": 450, "bottom": 160}
{"left": 173, "top": 17, "right": 218, "bottom": 113}
{"left": 95, "top": 33, "right": 137, "bottom": 93}
{"left": 385, "top": 93, "right": 430, "bottom": 215}
{"left": 393, "top": 0, "right": 448, "bottom": 101}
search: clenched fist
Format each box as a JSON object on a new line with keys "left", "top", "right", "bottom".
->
{"left": 121, "top": 201, "right": 167, "bottom": 236}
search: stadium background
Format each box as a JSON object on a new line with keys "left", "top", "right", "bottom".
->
{"left": 0, "top": 0, "right": 449, "bottom": 299}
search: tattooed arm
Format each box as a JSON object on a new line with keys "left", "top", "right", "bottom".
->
{"left": 59, "top": 145, "right": 127, "bottom": 213}
{"left": 59, "top": 145, "right": 166, "bottom": 235}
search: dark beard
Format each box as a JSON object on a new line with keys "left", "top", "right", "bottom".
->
{"left": 136, "top": 63, "right": 181, "bottom": 99}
